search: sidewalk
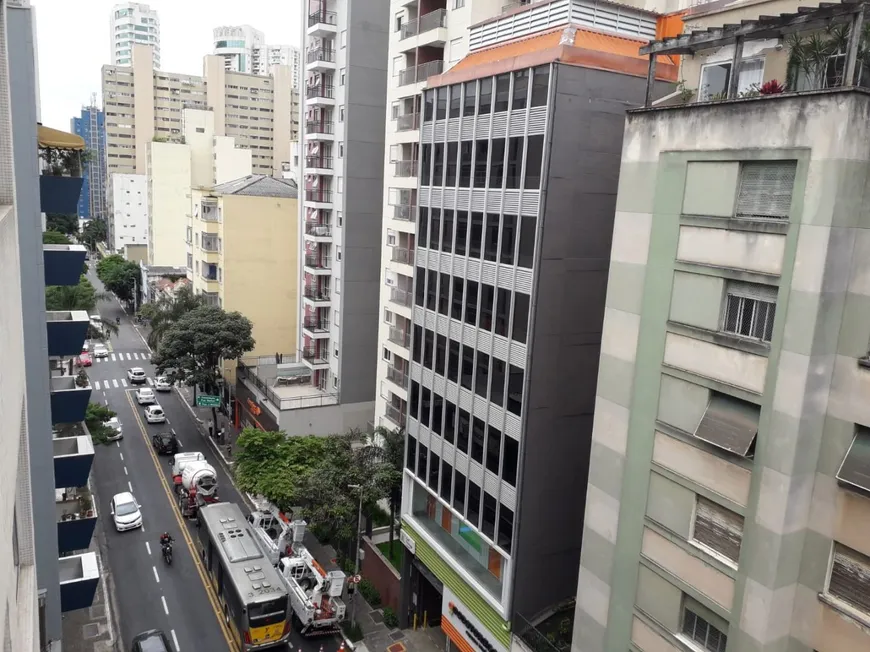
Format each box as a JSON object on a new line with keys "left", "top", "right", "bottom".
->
{"left": 349, "top": 591, "right": 447, "bottom": 652}
{"left": 174, "top": 384, "right": 242, "bottom": 465}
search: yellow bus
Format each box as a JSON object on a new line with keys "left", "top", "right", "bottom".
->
{"left": 196, "top": 502, "right": 291, "bottom": 650}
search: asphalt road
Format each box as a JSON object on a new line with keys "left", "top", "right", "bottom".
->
{"left": 87, "top": 269, "right": 340, "bottom": 652}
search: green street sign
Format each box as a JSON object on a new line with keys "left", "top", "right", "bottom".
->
{"left": 196, "top": 395, "right": 221, "bottom": 407}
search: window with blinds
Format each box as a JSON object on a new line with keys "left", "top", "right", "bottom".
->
{"left": 735, "top": 161, "right": 797, "bottom": 219}
{"left": 692, "top": 496, "right": 744, "bottom": 564}
{"left": 682, "top": 603, "right": 728, "bottom": 652}
{"left": 828, "top": 542, "right": 870, "bottom": 614}
{"left": 722, "top": 281, "right": 777, "bottom": 343}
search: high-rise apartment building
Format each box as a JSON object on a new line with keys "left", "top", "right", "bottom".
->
{"left": 71, "top": 102, "right": 107, "bottom": 221}
{"left": 108, "top": 173, "right": 148, "bottom": 255}
{"left": 388, "top": 3, "right": 679, "bottom": 651}
{"left": 213, "top": 25, "right": 302, "bottom": 89}
{"left": 572, "top": 2, "right": 870, "bottom": 652}
{"left": 110, "top": 2, "right": 160, "bottom": 67}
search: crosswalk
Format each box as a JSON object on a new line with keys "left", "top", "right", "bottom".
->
{"left": 93, "top": 352, "right": 152, "bottom": 363}
{"left": 93, "top": 376, "right": 164, "bottom": 391}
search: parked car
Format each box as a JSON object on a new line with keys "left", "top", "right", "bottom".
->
{"left": 131, "top": 630, "right": 171, "bottom": 652}
{"left": 93, "top": 343, "right": 108, "bottom": 359}
{"left": 143, "top": 405, "right": 166, "bottom": 424}
{"left": 126, "top": 367, "right": 147, "bottom": 385}
{"left": 151, "top": 432, "right": 179, "bottom": 455}
{"left": 136, "top": 388, "right": 156, "bottom": 405}
{"left": 76, "top": 352, "right": 92, "bottom": 367}
{"left": 105, "top": 417, "right": 122, "bottom": 442}
{"left": 154, "top": 376, "right": 172, "bottom": 392}
{"left": 110, "top": 491, "right": 142, "bottom": 531}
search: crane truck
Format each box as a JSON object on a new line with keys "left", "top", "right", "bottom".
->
{"left": 170, "top": 453, "right": 219, "bottom": 518}
{"left": 247, "top": 497, "right": 295, "bottom": 566}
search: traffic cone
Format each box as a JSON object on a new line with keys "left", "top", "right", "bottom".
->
{"left": 339, "top": 642, "right": 345, "bottom": 652}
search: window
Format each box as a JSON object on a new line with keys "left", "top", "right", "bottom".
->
{"left": 421, "top": 144, "right": 432, "bottom": 185}
{"left": 461, "top": 345, "right": 474, "bottom": 390}
{"left": 430, "top": 209, "right": 441, "bottom": 251}
{"left": 498, "top": 505, "right": 513, "bottom": 553}
{"left": 415, "top": 269, "right": 426, "bottom": 308}
{"left": 457, "top": 409, "right": 471, "bottom": 454}
{"left": 681, "top": 602, "right": 728, "bottom": 652}
{"left": 424, "top": 90, "right": 434, "bottom": 122}
{"left": 501, "top": 215, "right": 517, "bottom": 265}
{"left": 525, "top": 135, "right": 544, "bottom": 189}
{"left": 433, "top": 143, "right": 445, "bottom": 186}
{"left": 339, "top": 142, "right": 344, "bottom": 158}
{"left": 451, "top": 278, "right": 464, "bottom": 320}
{"left": 426, "top": 270, "right": 438, "bottom": 311}
{"left": 410, "top": 381, "right": 420, "bottom": 419}
{"left": 448, "top": 340, "right": 460, "bottom": 382}
{"left": 446, "top": 142, "right": 458, "bottom": 186}
{"left": 837, "top": 428, "right": 870, "bottom": 494}
{"left": 475, "top": 351, "right": 490, "bottom": 398}
{"left": 340, "top": 106, "right": 345, "bottom": 122}
{"left": 467, "top": 481, "right": 481, "bottom": 527}
{"left": 444, "top": 401, "right": 456, "bottom": 443}
{"left": 495, "top": 289, "right": 510, "bottom": 338}
{"left": 490, "top": 358, "right": 506, "bottom": 407}
{"left": 455, "top": 211, "right": 469, "bottom": 256}
{"left": 512, "top": 69, "right": 529, "bottom": 110}
{"left": 418, "top": 443, "right": 428, "bottom": 478}
{"left": 432, "top": 392, "right": 444, "bottom": 434}
{"left": 699, "top": 62, "right": 731, "bottom": 101}
{"left": 494, "top": 74, "right": 510, "bottom": 112}
{"left": 459, "top": 142, "right": 473, "bottom": 187}
{"left": 479, "top": 77, "right": 492, "bottom": 114}
{"left": 512, "top": 292, "right": 530, "bottom": 343}
{"left": 486, "top": 426, "right": 501, "bottom": 474}
{"left": 463, "top": 80, "right": 476, "bottom": 116}
{"left": 518, "top": 215, "right": 536, "bottom": 268}
{"left": 438, "top": 273, "right": 450, "bottom": 315}
{"left": 484, "top": 214, "right": 500, "bottom": 262}
{"left": 735, "top": 161, "right": 797, "bottom": 219}
{"left": 449, "top": 84, "right": 461, "bottom": 118}
{"left": 340, "top": 67, "right": 346, "bottom": 85}
{"left": 828, "top": 542, "right": 870, "bottom": 613}
{"left": 692, "top": 497, "right": 744, "bottom": 564}
{"left": 395, "top": 13, "right": 404, "bottom": 32}
{"left": 442, "top": 209, "right": 454, "bottom": 253}
{"left": 413, "top": 324, "right": 423, "bottom": 362}
{"left": 436, "top": 87, "right": 447, "bottom": 120}
{"left": 424, "top": 328, "right": 435, "bottom": 369}
{"left": 340, "top": 29, "right": 347, "bottom": 48}
{"left": 531, "top": 65, "right": 549, "bottom": 106}
{"left": 429, "top": 451, "right": 440, "bottom": 490}
{"left": 383, "top": 347, "right": 392, "bottom": 362}
{"left": 440, "top": 460, "right": 453, "bottom": 501}
{"left": 421, "top": 388, "right": 432, "bottom": 428}
{"left": 465, "top": 280, "right": 478, "bottom": 327}
{"left": 489, "top": 139, "right": 505, "bottom": 188}
{"left": 506, "top": 137, "right": 523, "bottom": 189}
{"left": 418, "top": 208, "right": 429, "bottom": 248}
{"left": 502, "top": 437, "right": 518, "bottom": 486}
{"left": 482, "top": 492, "right": 497, "bottom": 538}
{"left": 471, "top": 417, "right": 485, "bottom": 463}
{"left": 469, "top": 213, "right": 483, "bottom": 259}
{"left": 694, "top": 393, "right": 760, "bottom": 457}
{"left": 474, "top": 140, "right": 489, "bottom": 187}
{"left": 480, "top": 284, "right": 495, "bottom": 331}
{"left": 453, "top": 470, "right": 467, "bottom": 513}
{"left": 507, "top": 365, "right": 524, "bottom": 416}
{"left": 722, "top": 282, "right": 776, "bottom": 342}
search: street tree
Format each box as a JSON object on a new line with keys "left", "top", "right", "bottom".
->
{"left": 46, "top": 213, "right": 78, "bottom": 236}
{"left": 45, "top": 276, "right": 119, "bottom": 340}
{"left": 96, "top": 254, "right": 139, "bottom": 307}
{"left": 43, "top": 230, "right": 72, "bottom": 245}
{"left": 138, "top": 284, "right": 203, "bottom": 349}
{"left": 357, "top": 426, "right": 405, "bottom": 560}
{"left": 154, "top": 305, "right": 254, "bottom": 433}
{"left": 80, "top": 219, "right": 107, "bottom": 251}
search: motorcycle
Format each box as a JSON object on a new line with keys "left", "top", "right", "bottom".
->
{"left": 116, "top": 316, "right": 121, "bottom": 326}
{"left": 161, "top": 541, "right": 173, "bottom": 565}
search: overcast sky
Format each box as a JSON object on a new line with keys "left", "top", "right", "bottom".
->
{"left": 34, "top": 0, "right": 301, "bottom": 130}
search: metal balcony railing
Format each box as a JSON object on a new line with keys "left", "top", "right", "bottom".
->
{"left": 394, "top": 160, "right": 418, "bottom": 177}
{"left": 306, "top": 155, "right": 333, "bottom": 169}
{"left": 305, "top": 222, "right": 332, "bottom": 237}
{"left": 387, "top": 366, "right": 408, "bottom": 388}
{"left": 397, "top": 60, "right": 444, "bottom": 86}
{"left": 303, "top": 286, "right": 331, "bottom": 301}
{"left": 308, "top": 10, "right": 338, "bottom": 27}
{"left": 390, "top": 287, "right": 412, "bottom": 308}
{"left": 388, "top": 327, "right": 410, "bottom": 347}
{"left": 385, "top": 403, "right": 407, "bottom": 428}
{"left": 303, "top": 316, "right": 330, "bottom": 331}
{"left": 307, "top": 48, "right": 336, "bottom": 63}
{"left": 305, "top": 190, "right": 333, "bottom": 203}
{"left": 305, "top": 255, "right": 332, "bottom": 269}
{"left": 306, "top": 120, "right": 334, "bottom": 135}
{"left": 399, "top": 9, "right": 447, "bottom": 40}
{"left": 302, "top": 347, "right": 329, "bottom": 363}
{"left": 393, "top": 204, "right": 416, "bottom": 221}
{"left": 396, "top": 112, "right": 420, "bottom": 131}
{"left": 200, "top": 235, "right": 219, "bottom": 252}
{"left": 391, "top": 247, "right": 415, "bottom": 265}
{"left": 306, "top": 84, "right": 335, "bottom": 100}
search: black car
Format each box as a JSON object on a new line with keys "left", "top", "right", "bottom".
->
{"left": 131, "top": 629, "right": 171, "bottom": 652}
{"left": 151, "top": 432, "right": 179, "bottom": 455}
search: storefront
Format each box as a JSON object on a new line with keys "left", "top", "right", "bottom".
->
{"left": 440, "top": 588, "right": 509, "bottom": 652}
{"left": 234, "top": 380, "right": 279, "bottom": 432}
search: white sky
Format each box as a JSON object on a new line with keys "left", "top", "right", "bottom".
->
{"left": 33, "top": 0, "right": 302, "bottom": 130}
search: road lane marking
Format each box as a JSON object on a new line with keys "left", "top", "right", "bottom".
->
{"left": 153, "top": 566, "right": 160, "bottom": 583}
{"left": 146, "top": 541, "right": 151, "bottom": 555}
{"left": 161, "top": 595, "right": 169, "bottom": 615}
{"left": 128, "top": 481, "right": 133, "bottom": 492}
{"left": 112, "top": 379, "right": 119, "bottom": 388}
{"left": 121, "top": 379, "right": 127, "bottom": 387}
{"left": 111, "top": 353, "right": 117, "bottom": 361}
{"left": 171, "top": 629, "right": 180, "bottom": 651}
{"left": 126, "top": 353, "right": 132, "bottom": 360}
{"left": 119, "top": 452, "right": 124, "bottom": 461}
{"left": 115, "top": 441, "right": 120, "bottom": 448}
{"left": 93, "top": 381, "right": 101, "bottom": 390}
{"left": 124, "top": 466, "right": 128, "bottom": 476}
{"left": 147, "top": 378, "right": 154, "bottom": 386}
{"left": 124, "top": 391, "right": 239, "bottom": 652}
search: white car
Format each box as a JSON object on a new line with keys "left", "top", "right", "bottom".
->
{"left": 136, "top": 388, "right": 155, "bottom": 405}
{"left": 110, "top": 491, "right": 142, "bottom": 531}
{"left": 81, "top": 340, "right": 90, "bottom": 352}
{"left": 105, "top": 417, "right": 122, "bottom": 441}
{"left": 143, "top": 405, "right": 166, "bottom": 424}
{"left": 154, "top": 376, "right": 172, "bottom": 392}
{"left": 93, "top": 343, "right": 109, "bottom": 359}
{"left": 126, "top": 367, "right": 147, "bottom": 385}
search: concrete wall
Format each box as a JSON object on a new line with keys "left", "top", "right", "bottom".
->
{"left": 277, "top": 398, "right": 377, "bottom": 436}
{"left": 361, "top": 536, "right": 402, "bottom": 612}
{"left": 132, "top": 43, "right": 155, "bottom": 174}
{"left": 214, "top": 137, "right": 252, "bottom": 185}
{"left": 147, "top": 141, "right": 190, "bottom": 267}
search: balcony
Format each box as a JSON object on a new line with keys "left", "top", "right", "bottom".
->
{"left": 200, "top": 201, "right": 220, "bottom": 222}
{"left": 53, "top": 426, "right": 95, "bottom": 489}
{"left": 50, "top": 375, "right": 92, "bottom": 425}
{"left": 399, "top": 9, "right": 447, "bottom": 48}
{"left": 306, "top": 84, "right": 335, "bottom": 105}
{"left": 303, "top": 315, "right": 331, "bottom": 335}
{"left": 387, "top": 365, "right": 408, "bottom": 389}
{"left": 305, "top": 155, "right": 334, "bottom": 171}
{"left": 46, "top": 310, "right": 89, "bottom": 357}
{"left": 56, "top": 488, "right": 97, "bottom": 555}
{"left": 307, "top": 48, "right": 336, "bottom": 72}
{"left": 305, "top": 254, "right": 332, "bottom": 270}
{"left": 396, "top": 112, "right": 420, "bottom": 132}
{"left": 304, "top": 222, "right": 332, "bottom": 239}
{"left": 390, "top": 287, "right": 412, "bottom": 308}
{"left": 306, "top": 120, "right": 335, "bottom": 139}
{"left": 388, "top": 326, "right": 410, "bottom": 348}
{"left": 305, "top": 190, "right": 333, "bottom": 207}
{"left": 394, "top": 160, "right": 418, "bottom": 178}
{"left": 43, "top": 244, "right": 87, "bottom": 286}
{"left": 303, "top": 285, "right": 332, "bottom": 304}
{"left": 385, "top": 403, "right": 407, "bottom": 429}
{"left": 397, "top": 60, "right": 444, "bottom": 87}
{"left": 237, "top": 356, "right": 339, "bottom": 411}
{"left": 302, "top": 346, "right": 330, "bottom": 368}
{"left": 308, "top": 9, "right": 338, "bottom": 37}
{"left": 393, "top": 203, "right": 416, "bottom": 222}
{"left": 200, "top": 274, "right": 220, "bottom": 292}
{"left": 59, "top": 552, "right": 100, "bottom": 613}
{"left": 391, "top": 247, "right": 415, "bottom": 266}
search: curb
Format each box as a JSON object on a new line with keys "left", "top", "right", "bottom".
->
{"left": 90, "top": 479, "right": 122, "bottom": 652}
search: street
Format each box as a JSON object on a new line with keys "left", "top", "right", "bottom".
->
{"left": 87, "top": 269, "right": 340, "bottom": 652}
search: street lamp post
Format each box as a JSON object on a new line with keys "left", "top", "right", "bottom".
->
{"left": 349, "top": 483, "right": 363, "bottom": 629}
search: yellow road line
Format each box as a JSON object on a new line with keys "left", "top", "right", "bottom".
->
{"left": 125, "top": 391, "right": 240, "bottom": 652}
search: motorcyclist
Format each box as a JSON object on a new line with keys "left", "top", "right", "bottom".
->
{"left": 116, "top": 316, "right": 121, "bottom": 325}
{"left": 160, "top": 532, "right": 174, "bottom": 548}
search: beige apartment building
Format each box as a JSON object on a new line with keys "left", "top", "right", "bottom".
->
{"left": 190, "top": 174, "right": 299, "bottom": 382}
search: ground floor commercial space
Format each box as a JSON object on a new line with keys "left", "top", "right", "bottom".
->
{"left": 233, "top": 379, "right": 279, "bottom": 431}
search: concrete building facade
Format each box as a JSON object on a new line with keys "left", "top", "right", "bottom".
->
{"left": 572, "top": 3, "right": 870, "bottom": 652}
{"left": 71, "top": 104, "right": 107, "bottom": 221}
{"left": 213, "top": 25, "right": 302, "bottom": 89}
{"left": 109, "top": 173, "right": 147, "bottom": 255}
{"left": 110, "top": 2, "right": 159, "bottom": 67}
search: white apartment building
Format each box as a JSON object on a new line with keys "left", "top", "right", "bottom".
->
{"left": 110, "top": 2, "right": 160, "bottom": 67}
{"left": 109, "top": 173, "right": 148, "bottom": 254}
{"left": 213, "top": 25, "right": 302, "bottom": 89}
{"left": 373, "top": 0, "right": 504, "bottom": 431}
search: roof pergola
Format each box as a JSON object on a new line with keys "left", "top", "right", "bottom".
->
{"left": 640, "top": 0, "right": 870, "bottom": 106}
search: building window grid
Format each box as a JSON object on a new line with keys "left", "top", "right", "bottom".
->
{"left": 681, "top": 607, "right": 728, "bottom": 652}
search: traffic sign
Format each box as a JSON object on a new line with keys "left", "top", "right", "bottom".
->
{"left": 196, "top": 395, "right": 221, "bottom": 407}
{"left": 351, "top": 575, "right": 362, "bottom": 584}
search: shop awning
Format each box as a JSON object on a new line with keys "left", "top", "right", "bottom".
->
{"left": 37, "top": 124, "right": 85, "bottom": 151}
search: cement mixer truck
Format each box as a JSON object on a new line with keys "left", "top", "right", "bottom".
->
{"left": 177, "top": 460, "right": 219, "bottom": 518}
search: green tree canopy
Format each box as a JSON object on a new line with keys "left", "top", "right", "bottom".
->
{"left": 43, "top": 230, "right": 72, "bottom": 245}
{"left": 80, "top": 219, "right": 107, "bottom": 251}
{"left": 46, "top": 214, "right": 78, "bottom": 236}
{"left": 139, "top": 284, "right": 203, "bottom": 349}
{"left": 96, "top": 254, "right": 139, "bottom": 305}
{"left": 45, "top": 275, "right": 99, "bottom": 312}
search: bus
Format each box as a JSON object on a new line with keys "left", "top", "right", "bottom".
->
{"left": 196, "top": 503, "right": 291, "bottom": 650}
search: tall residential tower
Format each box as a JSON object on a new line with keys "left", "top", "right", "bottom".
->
{"left": 213, "top": 25, "right": 302, "bottom": 89}
{"left": 110, "top": 2, "right": 160, "bottom": 67}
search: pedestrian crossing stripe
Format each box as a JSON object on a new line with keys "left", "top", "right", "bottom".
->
{"left": 93, "top": 377, "right": 162, "bottom": 391}
{"left": 103, "top": 352, "right": 151, "bottom": 363}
